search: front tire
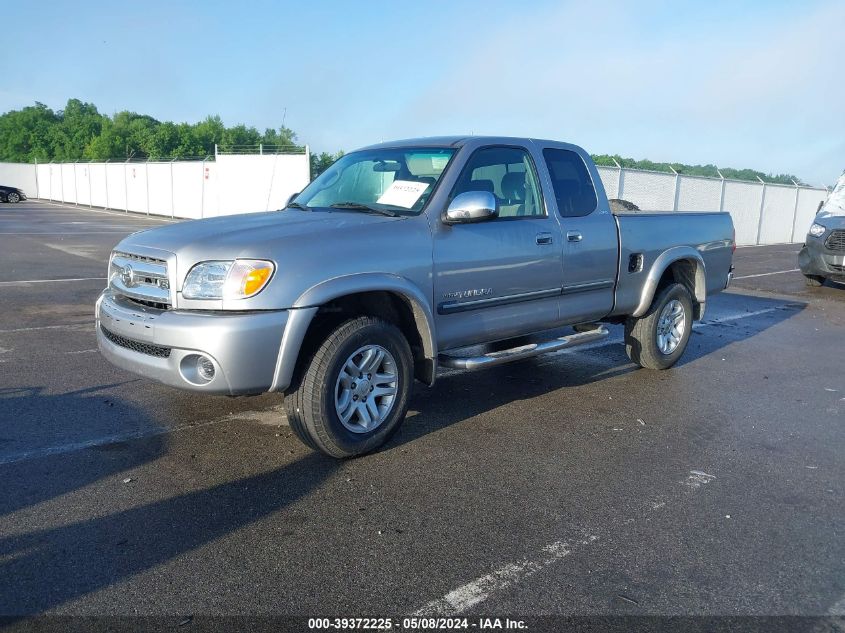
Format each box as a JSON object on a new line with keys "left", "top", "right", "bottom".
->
{"left": 285, "top": 316, "right": 413, "bottom": 458}
{"left": 6, "top": 192, "right": 20, "bottom": 203}
{"left": 625, "top": 283, "right": 693, "bottom": 370}
{"left": 804, "top": 274, "right": 825, "bottom": 287}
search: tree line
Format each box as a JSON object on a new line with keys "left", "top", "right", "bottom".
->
{"left": 591, "top": 154, "right": 804, "bottom": 186}
{"left": 0, "top": 99, "right": 302, "bottom": 161}
{"left": 0, "top": 99, "right": 803, "bottom": 185}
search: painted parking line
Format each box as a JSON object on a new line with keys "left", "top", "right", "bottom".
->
{"left": 0, "top": 323, "right": 91, "bottom": 334}
{"left": 411, "top": 535, "right": 599, "bottom": 616}
{"left": 0, "top": 417, "right": 233, "bottom": 467}
{"left": 0, "top": 277, "right": 106, "bottom": 286}
{"left": 411, "top": 465, "right": 724, "bottom": 616}
{"left": 28, "top": 199, "right": 177, "bottom": 222}
{"left": 0, "top": 405, "right": 287, "bottom": 466}
{"left": 734, "top": 268, "right": 800, "bottom": 280}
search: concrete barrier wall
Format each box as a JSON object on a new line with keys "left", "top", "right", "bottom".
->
{"left": 74, "top": 164, "right": 91, "bottom": 207}
{"left": 722, "top": 180, "right": 763, "bottom": 246}
{"left": 0, "top": 162, "right": 38, "bottom": 197}
{"left": 794, "top": 188, "right": 826, "bottom": 243}
{"left": 618, "top": 170, "right": 677, "bottom": 212}
{"left": 759, "top": 184, "right": 797, "bottom": 246}
{"left": 594, "top": 167, "right": 829, "bottom": 246}
{"left": 171, "top": 162, "right": 204, "bottom": 219}
{"left": 124, "top": 164, "right": 145, "bottom": 214}
{"left": 213, "top": 154, "right": 309, "bottom": 219}
{"left": 148, "top": 163, "right": 172, "bottom": 216}
{"left": 15, "top": 153, "right": 310, "bottom": 220}
{"left": 677, "top": 176, "right": 722, "bottom": 212}
{"left": 3, "top": 155, "right": 829, "bottom": 246}
{"left": 90, "top": 163, "right": 108, "bottom": 208}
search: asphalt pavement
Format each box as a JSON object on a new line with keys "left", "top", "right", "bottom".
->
{"left": 0, "top": 201, "right": 842, "bottom": 625}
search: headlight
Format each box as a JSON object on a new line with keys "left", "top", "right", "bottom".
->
{"left": 809, "top": 223, "right": 826, "bottom": 237}
{"left": 182, "top": 259, "right": 275, "bottom": 300}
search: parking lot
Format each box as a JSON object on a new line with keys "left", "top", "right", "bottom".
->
{"left": 0, "top": 201, "right": 843, "bottom": 622}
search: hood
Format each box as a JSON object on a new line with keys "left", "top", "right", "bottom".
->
{"left": 814, "top": 212, "right": 845, "bottom": 228}
{"left": 121, "top": 208, "right": 402, "bottom": 258}
{"left": 112, "top": 206, "right": 432, "bottom": 313}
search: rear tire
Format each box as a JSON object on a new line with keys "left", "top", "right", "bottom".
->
{"left": 625, "top": 283, "right": 693, "bottom": 370}
{"left": 285, "top": 316, "right": 413, "bottom": 458}
{"left": 804, "top": 274, "right": 825, "bottom": 287}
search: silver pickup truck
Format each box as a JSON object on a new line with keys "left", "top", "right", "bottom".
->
{"left": 97, "top": 136, "right": 735, "bottom": 457}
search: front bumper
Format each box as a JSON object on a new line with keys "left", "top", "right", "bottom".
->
{"left": 96, "top": 290, "right": 288, "bottom": 395}
{"left": 799, "top": 237, "right": 845, "bottom": 282}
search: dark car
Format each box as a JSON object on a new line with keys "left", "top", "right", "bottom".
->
{"left": 0, "top": 185, "right": 26, "bottom": 203}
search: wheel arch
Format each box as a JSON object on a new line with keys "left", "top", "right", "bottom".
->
{"left": 270, "top": 274, "right": 437, "bottom": 392}
{"left": 633, "top": 248, "right": 707, "bottom": 319}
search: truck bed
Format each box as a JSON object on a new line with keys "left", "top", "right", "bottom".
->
{"left": 611, "top": 211, "right": 734, "bottom": 317}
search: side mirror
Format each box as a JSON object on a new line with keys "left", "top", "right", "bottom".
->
{"left": 444, "top": 191, "right": 498, "bottom": 224}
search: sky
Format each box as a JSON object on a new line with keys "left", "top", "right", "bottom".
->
{"left": 1, "top": 0, "right": 842, "bottom": 185}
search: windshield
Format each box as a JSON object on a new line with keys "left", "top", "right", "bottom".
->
{"left": 294, "top": 147, "right": 456, "bottom": 215}
{"left": 819, "top": 171, "right": 845, "bottom": 218}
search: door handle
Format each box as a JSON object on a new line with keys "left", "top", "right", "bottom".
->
{"left": 536, "top": 232, "right": 553, "bottom": 245}
{"left": 567, "top": 231, "right": 583, "bottom": 242}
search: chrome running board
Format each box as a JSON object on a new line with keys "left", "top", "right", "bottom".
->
{"left": 438, "top": 327, "right": 610, "bottom": 371}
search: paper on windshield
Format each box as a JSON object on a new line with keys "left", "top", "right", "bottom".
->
{"left": 377, "top": 180, "right": 430, "bottom": 209}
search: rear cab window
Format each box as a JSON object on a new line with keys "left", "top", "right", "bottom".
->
{"left": 542, "top": 149, "right": 598, "bottom": 217}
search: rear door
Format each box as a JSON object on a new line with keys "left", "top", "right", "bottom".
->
{"left": 432, "top": 145, "right": 563, "bottom": 349}
{"left": 540, "top": 147, "right": 618, "bottom": 323}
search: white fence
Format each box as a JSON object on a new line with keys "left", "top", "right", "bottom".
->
{"left": 0, "top": 152, "right": 310, "bottom": 220}
{"left": 0, "top": 154, "right": 829, "bottom": 245}
{"left": 595, "top": 165, "right": 828, "bottom": 246}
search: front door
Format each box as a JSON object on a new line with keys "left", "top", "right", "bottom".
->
{"left": 432, "top": 145, "right": 563, "bottom": 350}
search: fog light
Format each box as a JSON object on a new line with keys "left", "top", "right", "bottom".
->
{"left": 197, "top": 355, "right": 215, "bottom": 381}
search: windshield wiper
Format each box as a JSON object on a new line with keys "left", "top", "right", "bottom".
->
{"left": 286, "top": 201, "right": 311, "bottom": 211}
{"left": 329, "top": 202, "right": 399, "bottom": 217}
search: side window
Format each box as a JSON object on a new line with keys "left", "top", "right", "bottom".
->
{"left": 542, "top": 149, "right": 597, "bottom": 217}
{"left": 451, "top": 147, "right": 545, "bottom": 218}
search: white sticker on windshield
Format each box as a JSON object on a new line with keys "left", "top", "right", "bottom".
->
{"left": 377, "top": 180, "right": 431, "bottom": 209}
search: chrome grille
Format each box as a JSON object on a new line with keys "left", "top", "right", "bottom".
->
{"left": 114, "top": 252, "right": 166, "bottom": 265}
{"left": 100, "top": 325, "right": 171, "bottom": 358}
{"left": 126, "top": 297, "right": 170, "bottom": 310}
{"left": 109, "top": 251, "right": 171, "bottom": 307}
{"left": 825, "top": 230, "right": 845, "bottom": 252}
